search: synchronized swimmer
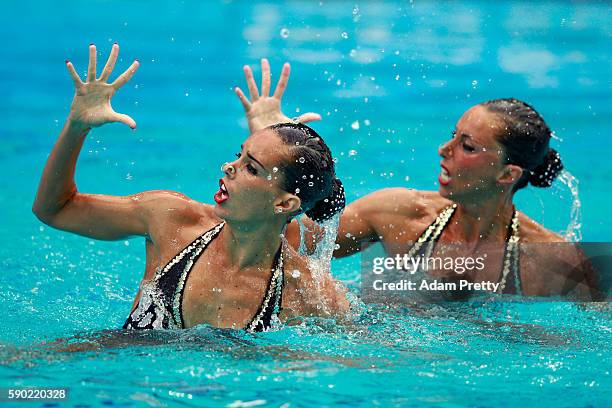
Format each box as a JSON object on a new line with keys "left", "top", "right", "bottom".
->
{"left": 33, "top": 44, "right": 349, "bottom": 332}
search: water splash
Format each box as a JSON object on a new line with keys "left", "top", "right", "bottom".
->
{"left": 294, "top": 214, "right": 342, "bottom": 316}
{"left": 556, "top": 169, "right": 582, "bottom": 241}
{"left": 296, "top": 216, "right": 307, "bottom": 255}
{"left": 297, "top": 213, "right": 341, "bottom": 280}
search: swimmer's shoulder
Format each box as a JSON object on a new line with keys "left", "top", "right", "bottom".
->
{"left": 518, "top": 212, "right": 566, "bottom": 243}
{"left": 136, "top": 189, "right": 218, "bottom": 228}
{"left": 518, "top": 212, "right": 589, "bottom": 281}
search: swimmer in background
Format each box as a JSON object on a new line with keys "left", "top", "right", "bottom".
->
{"left": 239, "top": 75, "right": 602, "bottom": 300}
{"left": 32, "top": 44, "right": 350, "bottom": 332}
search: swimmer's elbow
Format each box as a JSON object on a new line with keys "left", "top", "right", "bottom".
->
{"left": 32, "top": 203, "right": 59, "bottom": 227}
{"left": 32, "top": 202, "right": 53, "bottom": 224}
{"left": 32, "top": 190, "right": 78, "bottom": 226}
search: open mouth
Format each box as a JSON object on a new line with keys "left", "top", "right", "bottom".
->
{"left": 439, "top": 164, "right": 451, "bottom": 186}
{"left": 214, "top": 179, "right": 229, "bottom": 204}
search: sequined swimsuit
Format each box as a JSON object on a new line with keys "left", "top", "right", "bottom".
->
{"left": 123, "top": 221, "right": 285, "bottom": 332}
{"left": 411, "top": 204, "right": 522, "bottom": 295}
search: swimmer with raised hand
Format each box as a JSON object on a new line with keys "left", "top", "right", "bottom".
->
{"left": 33, "top": 44, "right": 350, "bottom": 331}
{"left": 242, "top": 73, "right": 601, "bottom": 299}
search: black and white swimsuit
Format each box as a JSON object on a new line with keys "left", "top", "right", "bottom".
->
{"left": 412, "top": 204, "right": 522, "bottom": 295}
{"left": 123, "top": 222, "right": 285, "bottom": 332}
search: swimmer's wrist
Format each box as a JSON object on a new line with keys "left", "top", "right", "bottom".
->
{"left": 65, "top": 117, "right": 91, "bottom": 134}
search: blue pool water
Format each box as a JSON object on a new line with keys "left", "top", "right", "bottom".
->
{"left": 1, "top": 1, "right": 610, "bottom": 406}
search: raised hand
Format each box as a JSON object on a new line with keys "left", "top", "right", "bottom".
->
{"left": 235, "top": 59, "right": 321, "bottom": 134}
{"left": 66, "top": 44, "right": 139, "bottom": 130}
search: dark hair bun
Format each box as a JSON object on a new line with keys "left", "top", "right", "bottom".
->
{"left": 529, "top": 148, "right": 563, "bottom": 188}
{"left": 305, "top": 178, "right": 346, "bottom": 223}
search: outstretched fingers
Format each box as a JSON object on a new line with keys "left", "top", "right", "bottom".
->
{"left": 111, "top": 60, "right": 140, "bottom": 90}
{"left": 99, "top": 43, "right": 119, "bottom": 82}
{"left": 260, "top": 58, "right": 271, "bottom": 97}
{"left": 234, "top": 87, "right": 251, "bottom": 111}
{"left": 87, "top": 44, "right": 97, "bottom": 82}
{"left": 243, "top": 65, "right": 259, "bottom": 101}
{"left": 273, "top": 62, "right": 290, "bottom": 99}
{"left": 65, "top": 61, "right": 83, "bottom": 88}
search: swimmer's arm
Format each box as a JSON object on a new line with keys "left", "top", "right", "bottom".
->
{"left": 31, "top": 117, "right": 151, "bottom": 240}
{"left": 288, "top": 189, "right": 419, "bottom": 259}
{"left": 35, "top": 186, "right": 196, "bottom": 241}
{"left": 234, "top": 59, "right": 320, "bottom": 133}
{"left": 333, "top": 190, "right": 401, "bottom": 258}
{"left": 333, "top": 201, "right": 378, "bottom": 258}
{"left": 335, "top": 188, "right": 425, "bottom": 258}
{"left": 32, "top": 44, "right": 195, "bottom": 240}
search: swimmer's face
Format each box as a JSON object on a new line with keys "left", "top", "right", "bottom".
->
{"left": 213, "top": 129, "right": 301, "bottom": 223}
{"left": 438, "top": 105, "right": 509, "bottom": 201}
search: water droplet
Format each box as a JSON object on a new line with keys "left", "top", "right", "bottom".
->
{"left": 280, "top": 28, "right": 290, "bottom": 38}
{"left": 471, "top": 80, "right": 478, "bottom": 88}
{"left": 308, "top": 181, "right": 314, "bottom": 187}
{"left": 352, "top": 5, "right": 361, "bottom": 22}
{"left": 298, "top": 157, "right": 305, "bottom": 163}
{"left": 272, "top": 167, "right": 279, "bottom": 173}
{"left": 348, "top": 149, "right": 358, "bottom": 156}
{"left": 351, "top": 120, "right": 360, "bottom": 130}
{"left": 295, "top": 188, "right": 300, "bottom": 194}
{"left": 291, "top": 269, "right": 301, "bottom": 278}
{"left": 341, "top": 31, "right": 349, "bottom": 39}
